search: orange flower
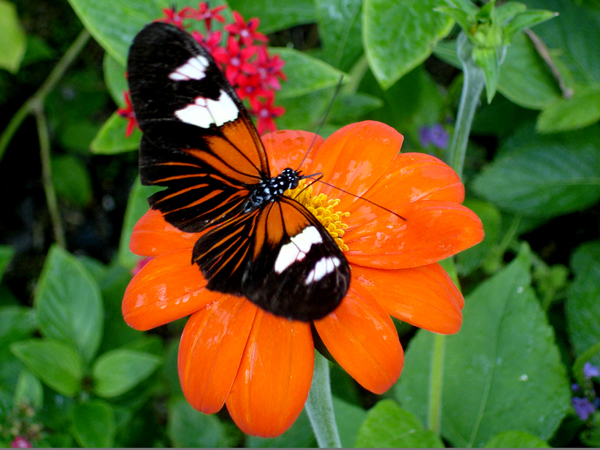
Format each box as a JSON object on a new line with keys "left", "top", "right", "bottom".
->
{"left": 122, "top": 121, "right": 483, "bottom": 437}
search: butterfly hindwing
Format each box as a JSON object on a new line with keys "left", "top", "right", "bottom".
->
{"left": 192, "top": 197, "right": 349, "bottom": 321}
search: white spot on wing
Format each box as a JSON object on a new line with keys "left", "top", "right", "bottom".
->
{"left": 169, "top": 55, "right": 209, "bottom": 81}
{"left": 305, "top": 257, "right": 341, "bottom": 284}
{"left": 174, "top": 90, "right": 239, "bottom": 128}
{"left": 274, "top": 226, "right": 322, "bottom": 274}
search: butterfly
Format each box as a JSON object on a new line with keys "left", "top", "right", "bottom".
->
{"left": 127, "top": 22, "right": 350, "bottom": 322}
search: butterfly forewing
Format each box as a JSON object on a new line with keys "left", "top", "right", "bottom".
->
{"left": 127, "top": 22, "right": 351, "bottom": 321}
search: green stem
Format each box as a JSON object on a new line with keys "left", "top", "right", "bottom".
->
{"left": 428, "top": 333, "right": 446, "bottom": 434}
{"left": 305, "top": 352, "right": 341, "bottom": 448}
{"left": 0, "top": 28, "right": 90, "bottom": 161}
{"left": 448, "top": 32, "right": 486, "bottom": 179}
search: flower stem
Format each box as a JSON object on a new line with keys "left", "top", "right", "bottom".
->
{"left": 448, "top": 32, "right": 486, "bottom": 179}
{"left": 428, "top": 333, "right": 446, "bottom": 434}
{"left": 305, "top": 352, "right": 341, "bottom": 448}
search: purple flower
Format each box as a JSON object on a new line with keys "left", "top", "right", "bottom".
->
{"left": 419, "top": 124, "right": 449, "bottom": 150}
{"left": 572, "top": 397, "right": 596, "bottom": 420}
{"left": 571, "top": 383, "right": 580, "bottom": 392}
{"left": 584, "top": 362, "right": 600, "bottom": 379}
{"left": 10, "top": 437, "right": 32, "bottom": 448}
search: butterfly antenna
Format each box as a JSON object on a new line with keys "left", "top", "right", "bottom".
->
{"left": 295, "top": 76, "right": 345, "bottom": 172}
{"left": 308, "top": 176, "right": 407, "bottom": 221}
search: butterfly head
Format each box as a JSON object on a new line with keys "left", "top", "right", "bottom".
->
{"left": 243, "top": 168, "right": 300, "bottom": 213}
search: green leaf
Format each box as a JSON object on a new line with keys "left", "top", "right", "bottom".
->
{"left": 396, "top": 245, "right": 571, "bottom": 447}
{"left": 92, "top": 349, "right": 161, "bottom": 398}
{"left": 0, "top": 0, "right": 26, "bottom": 73}
{"left": 34, "top": 245, "right": 103, "bottom": 362}
{"left": 472, "top": 125, "right": 600, "bottom": 218}
{"left": 90, "top": 112, "right": 141, "bottom": 154}
{"left": 13, "top": 369, "right": 43, "bottom": 410}
{"left": 536, "top": 84, "right": 600, "bottom": 133}
{"left": 103, "top": 53, "right": 127, "bottom": 105}
{"left": 168, "top": 396, "right": 228, "bottom": 448}
{"left": 0, "top": 306, "right": 36, "bottom": 351}
{"left": 355, "top": 400, "right": 444, "bottom": 448}
{"left": 522, "top": 0, "right": 600, "bottom": 86}
{"left": 10, "top": 339, "right": 84, "bottom": 397}
{"left": 51, "top": 155, "right": 93, "bottom": 207}
{"left": 328, "top": 93, "right": 383, "bottom": 125}
{"left": 275, "top": 87, "right": 336, "bottom": 131}
{"left": 455, "top": 199, "right": 501, "bottom": 275}
{"left": 333, "top": 397, "right": 367, "bottom": 448}
{"left": 473, "top": 46, "right": 500, "bottom": 103}
{"left": 363, "top": 0, "right": 453, "bottom": 89}
{"left": 566, "top": 241, "right": 600, "bottom": 365}
{"left": 118, "top": 177, "right": 160, "bottom": 268}
{"left": 484, "top": 430, "right": 550, "bottom": 448}
{"left": 71, "top": 400, "right": 116, "bottom": 448}
{"left": 0, "top": 245, "right": 14, "bottom": 283}
{"left": 66, "top": 0, "right": 162, "bottom": 65}
{"left": 228, "top": 0, "right": 316, "bottom": 34}
{"left": 315, "top": 0, "right": 363, "bottom": 72}
{"left": 271, "top": 48, "right": 347, "bottom": 98}
{"left": 503, "top": 10, "right": 557, "bottom": 43}
{"left": 246, "top": 409, "right": 316, "bottom": 448}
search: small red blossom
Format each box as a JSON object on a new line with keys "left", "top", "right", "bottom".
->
{"left": 117, "top": 91, "right": 138, "bottom": 138}
{"left": 157, "top": 7, "right": 187, "bottom": 29}
{"left": 212, "top": 36, "right": 258, "bottom": 80}
{"left": 256, "top": 46, "right": 287, "bottom": 90}
{"left": 234, "top": 73, "right": 269, "bottom": 100}
{"left": 225, "top": 11, "right": 268, "bottom": 46}
{"left": 192, "top": 29, "right": 222, "bottom": 54}
{"left": 250, "top": 93, "right": 285, "bottom": 135}
{"left": 183, "top": 2, "right": 227, "bottom": 32}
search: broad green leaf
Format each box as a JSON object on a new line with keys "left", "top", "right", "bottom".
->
{"left": 92, "top": 349, "right": 161, "bottom": 398}
{"left": 271, "top": 48, "right": 347, "bottom": 99}
{"left": 66, "top": 0, "right": 162, "bottom": 65}
{"left": 71, "top": 400, "right": 116, "bottom": 448}
{"left": 0, "top": 245, "right": 14, "bottom": 283}
{"left": 363, "top": 0, "right": 453, "bottom": 89}
{"left": 103, "top": 53, "right": 127, "bottom": 105}
{"left": 275, "top": 87, "right": 337, "bottom": 131}
{"left": 0, "top": 306, "right": 36, "bottom": 351}
{"left": 396, "top": 245, "right": 571, "bottom": 447}
{"left": 168, "top": 396, "right": 228, "bottom": 448}
{"left": 356, "top": 400, "right": 444, "bottom": 448}
{"left": 523, "top": 0, "right": 600, "bottom": 86}
{"left": 328, "top": 93, "right": 383, "bottom": 125}
{"left": 537, "top": 84, "right": 600, "bottom": 133}
{"left": 118, "top": 177, "right": 160, "bottom": 268}
{"left": 0, "top": 0, "right": 26, "bottom": 73}
{"left": 566, "top": 241, "right": 600, "bottom": 366}
{"left": 472, "top": 125, "right": 600, "bottom": 218}
{"left": 35, "top": 246, "right": 103, "bottom": 362}
{"left": 484, "top": 430, "right": 550, "bottom": 448}
{"left": 315, "top": 0, "right": 363, "bottom": 72}
{"left": 51, "top": 154, "right": 93, "bottom": 207}
{"left": 246, "top": 410, "right": 316, "bottom": 448}
{"left": 456, "top": 199, "right": 501, "bottom": 275}
{"left": 10, "top": 339, "right": 84, "bottom": 397}
{"left": 228, "top": 0, "right": 316, "bottom": 34}
{"left": 13, "top": 369, "right": 43, "bottom": 410}
{"left": 90, "top": 112, "right": 141, "bottom": 154}
{"left": 503, "top": 10, "right": 557, "bottom": 43}
{"left": 333, "top": 396, "right": 367, "bottom": 448}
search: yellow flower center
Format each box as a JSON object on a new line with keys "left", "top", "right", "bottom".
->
{"left": 284, "top": 180, "right": 350, "bottom": 252}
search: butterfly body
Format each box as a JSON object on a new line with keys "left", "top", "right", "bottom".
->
{"left": 128, "top": 22, "right": 350, "bottom": 321}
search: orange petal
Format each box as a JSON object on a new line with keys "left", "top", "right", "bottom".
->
{"left": 315, "top": 288, "right": 403, "bottom": 394}
{"left": 345, "top": 200, "right": 484, "bottom": 269}
{"left": 130, "top": 208, "right": 198, "bottom": 257}
{"left": 307, "top": 121, "right": 404, "bottom": 208}
{"left": 352, "top": 264, "right": 463, "bottom": 334}
{"left": 122, "top": 248, "right": 223, "bottom": 330}
{"left": 226, "top": 311, "right": 314, "bottom": 437}
{"left": 345, "top": 153, "right": 465, "bottom": 229}
{"left": 179, "top": 296, "right": 257, "bottom": 414}
{"left": 261, "top": 129, "right": 324, "bottom": 175}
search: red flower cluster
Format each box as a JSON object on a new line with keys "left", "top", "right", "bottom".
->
{"left": 118, "top": 2, "right": 286, "bottom": 136}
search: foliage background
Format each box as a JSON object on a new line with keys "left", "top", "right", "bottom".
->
{"left": 1, "top": 0, "right": 600, "bottom": 447}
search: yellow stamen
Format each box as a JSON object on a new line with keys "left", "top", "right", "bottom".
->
{"left": 284, "top": 180, "right": 350, "bottom": 252}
